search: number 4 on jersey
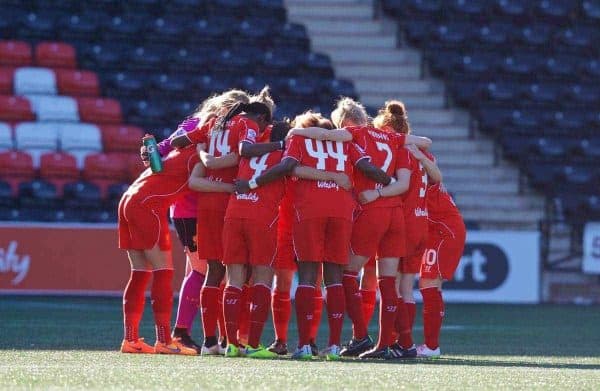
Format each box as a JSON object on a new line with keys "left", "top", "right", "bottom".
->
{"left": 249, "top": 154, "right": 270, "bottom": 180}
{"left": 305, "top": 139, "right": 347, "bottom": 171}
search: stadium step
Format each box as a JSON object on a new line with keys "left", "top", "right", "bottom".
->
{"left": 286, "top": 0, "right": 546, "bottom": 229}
{"left": 336, "top": 63, "right": 422, "bottom": 80}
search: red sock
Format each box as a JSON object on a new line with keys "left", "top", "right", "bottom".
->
{"left": 238, "top": 284, "right": 252, "bottom": 344}
{"left": 406, "top": 301, "right": 417, "bottom": 331}
{"left": 325, "top": 284, "right": 345, "bottom": 347}
{"left": 217, "top": 283, "right": 226, "bottom": 340}
{"left": 310, "top": 287, "right": 323, "bottom": 341}
{"left": 421, "top": 287, "right": 444, "bottom": 350}
{"left": 200, "top": 286, "right": 220, "bottom": 340}
{"left": 272, "top": 290, "right": 291, "bottom": 342}
{"left": 395, "top": 296, "right": 413, "bottom": 349}
{"left": 361, "top": 289, "right": 377, "bottom": 327}
{"left": 295, "top": 285, "right": 315, "bottom": 347}
{"left": 342, "top": 271, "right": 367, "bottom": 339}
{"left": 151, "top": 269, "right": 174, "bottom": 344}
{"left": 123, "top": 270, "right": 151, "bottom": 341}
{"left": 376, "top": 277, "right": 397, "bottom": 348}
{"left": 223, "top": 285, "right": 242, "bottom": 346}
{"left": 248, "top": 284, "right": 271, "bottom": 348}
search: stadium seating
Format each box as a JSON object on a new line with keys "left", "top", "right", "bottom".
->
{"left": 0, "top": 0, "right": 356, "bottom": 222}
{"left": 382, "top": 0, "right": 600, "bottom": 223}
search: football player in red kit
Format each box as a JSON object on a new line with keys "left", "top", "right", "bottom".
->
{"left": 412, "top": 147, "right": 466, "bottom": 358}
{"left": 118, "top": 144, "right": 200, "bottom": 355}
{"left": 236, "top": 111, "right": 394, "bottom": 360}
{"left": 220, "top": 118, "right": 288, "bottom": 358}
{"left": 183, "top": 97, "right": 283, "bottom": 355}
{"left": 288, "top": 99, "right": 432, "bottom": 359}
{"left": 373, "top": 100, "right": 442, "bottom": 359}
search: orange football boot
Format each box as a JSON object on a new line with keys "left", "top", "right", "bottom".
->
{"left": 120, "top": 338, "right": 155, "bottom": 354}
{"left": 154, "top": 338, "right": 198, "bottom": 355}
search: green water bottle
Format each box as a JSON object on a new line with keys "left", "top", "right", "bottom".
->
{"left": 142, "top": 134, "right": 163, "bottom": 173}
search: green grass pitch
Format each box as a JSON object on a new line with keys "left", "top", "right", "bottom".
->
{"left": 1, "top": 296, "right": 599, "bottom": 390}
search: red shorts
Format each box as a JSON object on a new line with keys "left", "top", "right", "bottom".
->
{"left": 118, "top": 192, "right": 171, "bottom": 251}
{"left": 293, "top": 217, "right": 352, "bottom": 265}
{"left": 351, "top": 207, "right": 406, "bottom": 258}
{"left": 420, "top": 217, "right": 466, "bottom": 280}
{"left": 400, "top": 216, "right": 428, "bottom": 274}
{"left": 274, "top": 221, "right": 297, "bottom": 270}
{"left": 197, "top": 209, "right": 225, "bottom": 260}
{"left": 222, "top": 217, "right": 278, "bottom": 266}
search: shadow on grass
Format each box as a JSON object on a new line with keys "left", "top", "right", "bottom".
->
{"left": 336, "top": 357, "right": 600, "bottom": 370}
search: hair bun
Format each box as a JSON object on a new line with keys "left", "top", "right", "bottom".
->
{"left": 387, "top": 101, "right": 405, "bottom": 116}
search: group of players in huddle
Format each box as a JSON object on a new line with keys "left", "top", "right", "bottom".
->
{"left": 117, "top": 86, "right": 466, "bottom": 360}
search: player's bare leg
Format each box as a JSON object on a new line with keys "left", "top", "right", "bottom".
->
{"left": 292, "top": 261, "right": 318, "bottom": 360}
{"left": 320, "top": 262, "right": 345, "bottom": 360}
{"left": 121, "top": 250, "right": 153, "bottom": 353}
{"left": 268, "top": 268, "right": 294, "bottom": 355}
{"left": 418, "top": 277, "right": 443, "bottom": 358}
{"left": 340, "top": 254, "right": 373, "bottom": 356}
{"left": 200, "top": 259, "right": 226, "bottom": 354}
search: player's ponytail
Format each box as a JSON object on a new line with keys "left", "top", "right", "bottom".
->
{"left": 213, "top": 102, "right": 247, "bottom": 133}
{"left": 373, "top": 100, "right": 411, "bottom": 134}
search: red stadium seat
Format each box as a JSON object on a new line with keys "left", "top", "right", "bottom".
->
{"left": 0, "top": 67, "right": 15, "bottom": 94}
{"left": 84, "top": 152, "right": 129, "bottom": 181}
{"left": 39, "top": 151, "right": 80, "bottom": 196}
{"left": 101, "top": 124, "right": 143, "bottom": 153}
{"left": 77, "top": 98, "right": 122, "bottom": 124}
{"left": 84, "top": 152, "right": 129, "bottom": 197}
{"left": 55, "top": 69, "right": 99, "bottom": 97}
{"left": 0, "top": 150, "right": 35, "bottom": 195}
{"left": 35, "top": 42, "right": 77, "bottom": 69}
{"left": 128, "top": 154, "right": 146, "bottom": 181}
{"left": 0, "top": 95, "right": 35, "bottom": 122}
{"left": 0, "top": 41, "right": 32, "bottom": 67}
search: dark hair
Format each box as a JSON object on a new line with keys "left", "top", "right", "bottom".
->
{"left": 270, "top": 119, "right": 291, "bottom": 142}
{"left": 213, "top": 102, "right": 272, "bottom": 132}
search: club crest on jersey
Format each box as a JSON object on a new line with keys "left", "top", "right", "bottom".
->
{"left": 317, "top": 180, "right": 339, "bottom": 190}
{"left": 246, "top": 129, "right": 257, "bottom": 142}
{"left": 236, "top": 192, "right": 259, "bottom": 202}
{"left": 414, "top": 207, "right": 428, "bottom": 217}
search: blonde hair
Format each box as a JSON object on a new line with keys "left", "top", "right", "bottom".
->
{"left": 373, "top": 100, "right": 410, "bottom": 134}
{"left": 292, "top": 110, "right": 334, "bottom": 129}
{"left": 330, "top": 97, "right": 368, "bottom": 128}
{"left": 250, "top": 86, "right": 275, "bottom": 118}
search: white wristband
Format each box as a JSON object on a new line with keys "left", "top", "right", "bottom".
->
{"left": 249, "top": 178, "right": 259, "bottom": 189}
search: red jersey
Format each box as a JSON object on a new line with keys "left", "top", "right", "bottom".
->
{"left": 191, "top": 115, "right": 260, "bottom": 211}
{"left": 126, "top": 146, "right": 199, "bottom": 209}
{"left": 427, "top": 182, "right": 461, "bottom": 219}
{"left": 347, "top": 125, "right": 409, "bottom": 209}
{"left": 278, "top": 179, "right": 295, "bottom": 232}
{"left": 402, "top": 148, "right": 434, "bottom": 221}
{"left": 284, "top": 135, "right": 368, "bottom": 220}
{"left": 225, "top": 150, "right": 285, "bottom": 222}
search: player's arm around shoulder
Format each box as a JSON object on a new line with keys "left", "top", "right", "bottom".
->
{"left": 406, "top": 144, "right": 442, "bottom": 184}
{"left": 188, "top": 162, "right": 235, "bottom": 193}
{"left": 234, "top": 157, "right": 298, "bottom": 194}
